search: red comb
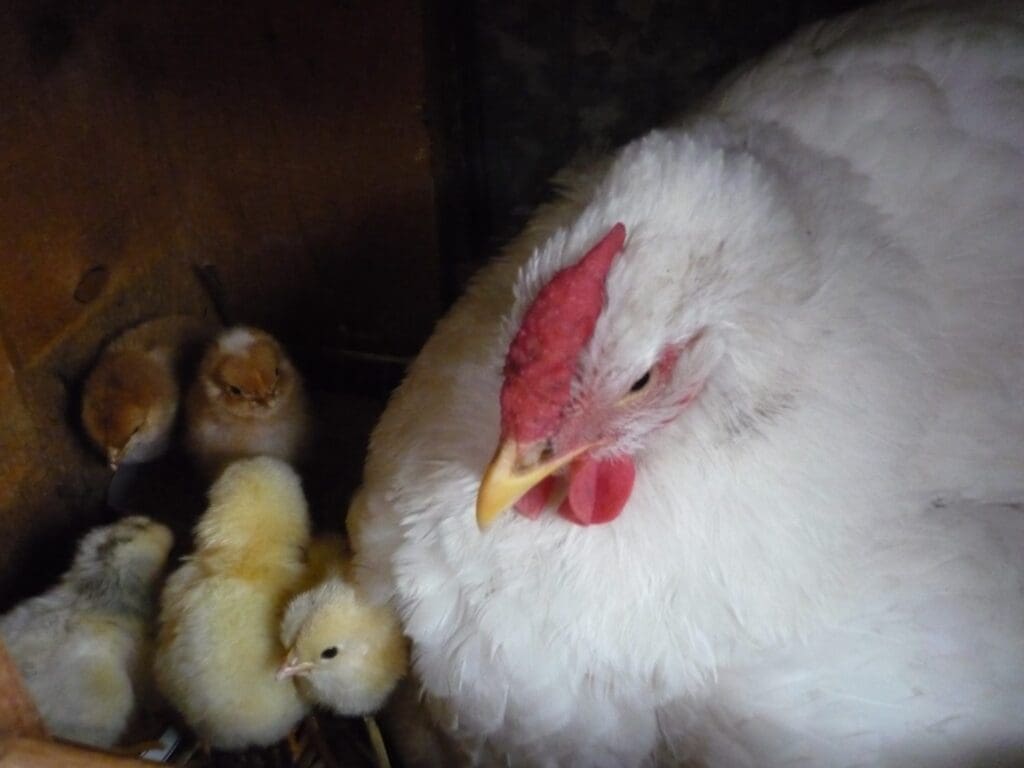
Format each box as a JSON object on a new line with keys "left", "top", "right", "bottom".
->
{"left": 500, "top": 223, "right": 627, "bottom": 442}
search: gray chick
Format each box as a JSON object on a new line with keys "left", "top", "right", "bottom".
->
{"left": 0, "top": 516, "right": 173, "bottom": 747}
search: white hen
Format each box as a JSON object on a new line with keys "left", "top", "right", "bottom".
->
{"left": 351, "top": 3, "right": 1024, "bottom": 766}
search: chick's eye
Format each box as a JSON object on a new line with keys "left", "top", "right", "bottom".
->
{"left": 227, "top": 385, "right": 242, "bottom": 397}
{"left": 321, "top": 646, "right": 338, "bottom": 659}
{"left": 629, "top": 370, "right": 651, "bottom": 393}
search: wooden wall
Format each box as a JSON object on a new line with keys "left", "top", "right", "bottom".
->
{"left": 0, "top": 0, "right": 440, "bottom": 606}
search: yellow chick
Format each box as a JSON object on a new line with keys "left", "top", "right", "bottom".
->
{"left": 184, "top": 326, "right": 310, "bottom": 476}
{"left": 277, "top": 536, "right": 407, "bottom": 717}
{"left": 81, "top": 315, "right": 215, "bottom": 470}
{"left": 0, "top": 516, "right": 173, "bottom": 748}
{"left": 154, "top": 456, "right": 311, "bottom": 749}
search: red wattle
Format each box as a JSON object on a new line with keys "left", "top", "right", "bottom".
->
{"left": 515, "top": 475, "right": 556, "bottom": 519}
{"left": 558, "top": 455, "right": 636, "bottom": 526}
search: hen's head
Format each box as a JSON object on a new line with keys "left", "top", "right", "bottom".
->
{"left": 478, "top": 128, "right": 815, "bottom": 528}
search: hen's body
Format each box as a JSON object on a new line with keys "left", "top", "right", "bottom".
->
{"left": 352, "top": 3, "right": 1024, "bottom": 766}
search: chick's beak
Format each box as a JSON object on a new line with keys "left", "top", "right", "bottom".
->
{"left": 476, "top": 439, "right": 592, "bottom": 530}
{"left": 276, "top": 657, "right": 314, "bottom": 681}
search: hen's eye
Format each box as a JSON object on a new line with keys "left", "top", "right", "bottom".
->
{"left": 321, "top": 646, "right": 338, "bottom": 659}
{"left": 227, "top": 385, "right": 242, "bottom": 397}
{"left": 629, "top": 371, "right": 651, "bottom": 393}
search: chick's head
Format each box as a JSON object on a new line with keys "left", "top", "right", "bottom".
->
{"left": 81, "top": 349, "right": 178, "bottom": 469}
{"left": 202, "top": 327, "right": 299, "bottom": 420}
{"left": 69, "top": 516, "right": 174, "bottom": 612}
{"left": 278, "top": 580, "right": 407, "bottom": 716}
{"left": 195, "top": 456, "right": 310, "bottom": 571}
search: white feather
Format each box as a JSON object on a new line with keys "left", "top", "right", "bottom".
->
{"left": 352, "top": 3, "right": 1024, "bottom": 765}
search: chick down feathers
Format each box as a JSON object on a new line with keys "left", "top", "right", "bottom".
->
{"left": 0, "top": 516, "right": 173, "bottom": 748}
{"left": 155, "top": 456, "right": 310, "bottom": 749}
{"left": 185, "top": 327, "right": 309, "bottom": 476}
{"left": 279, "top": 538, "right": 407, "bottom": 716}
{"left": 82, "top": 315, "right": 214, "bottom": 470}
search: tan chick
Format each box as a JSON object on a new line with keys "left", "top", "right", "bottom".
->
{"left": 0, "top": 516, "right": 173, "bottom": 748}
{"left": 154, "top": 456, "right": 311, "bottom": 749}
{"left": 185, "top": 326, "right": 309, "bottom": 476}
{"left": 82, "top": 315, "right": 215, "bottom": 470}
{"left": 277, "top": 536, "right": 407, "bottom": 717}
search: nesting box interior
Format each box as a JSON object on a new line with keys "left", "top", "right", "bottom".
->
{"left": 0, "top": 0, "right": 870, "bottom": 763}
{"left": 0, "top": 0, "right": 441, "bottom": 609}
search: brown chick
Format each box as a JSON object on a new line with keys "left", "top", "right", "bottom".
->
{"left": 185, "top": 326, "right": 309, "bottom": 476}
{"left": 81, "top": 315, "right": 216, "bottom": 470}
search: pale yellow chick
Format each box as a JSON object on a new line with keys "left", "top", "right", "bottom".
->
{"left": 0, "top": 516, "right": 173, "bottom": 747}
{"left": 184, "top": 326, "right": 309, "bottom": 476}
{"left": 154, "top": 456, "right": 311, "bottom": 749}
{"left": 81, "top": 315, "right": 216, "bottom": 470}
{"left": 277, "top": 536, "right": 407, "bottom": 717}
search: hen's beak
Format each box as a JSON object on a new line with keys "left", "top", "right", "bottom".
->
{"left": 476, "top": 439, "right": 591, "bottom": 530}
{"left": 107, "top": 448, "right": 122, "bottom": 472}
{"left": 276, "top": 657, "right": 314, "bottom": 681}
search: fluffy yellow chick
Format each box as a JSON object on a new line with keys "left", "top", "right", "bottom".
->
{"left": 184, "top": 326, "right": 309, "bottom": 476}
{"left": 81, "top": 315, "right": 215, "bottom": 470}
{"left": 277, "top": 536, "right": 407, "bottom": 717}
{"left": 0, "top": 516, "right": 173, "bottom": 747}
{"left": 154, "top": 456, "right": 311, "bottom": 749}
